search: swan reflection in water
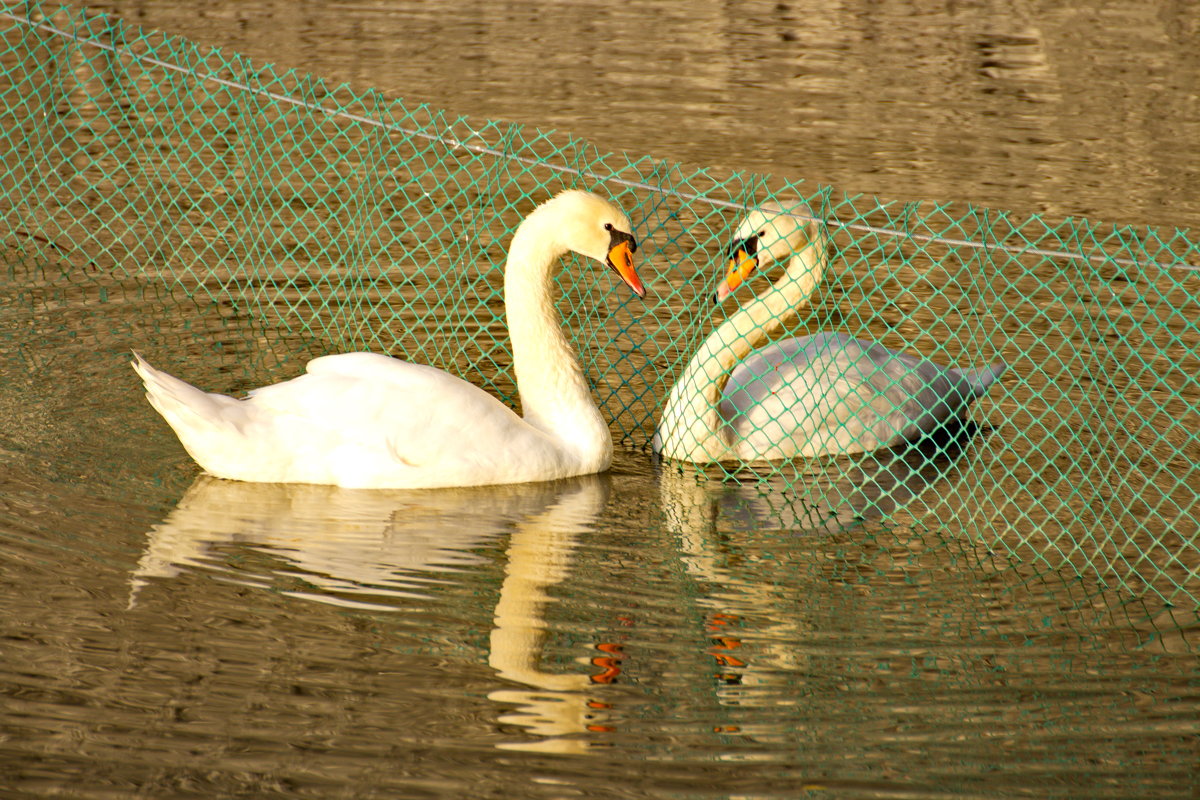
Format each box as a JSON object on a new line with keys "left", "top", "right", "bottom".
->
{"left": 657, "top": 427, "right": 986, "bottom": 751}
{"left": 131, "top": 473, "right": 617, "bottom": 753}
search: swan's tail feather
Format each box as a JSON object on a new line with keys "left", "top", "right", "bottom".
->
{"left": 955, "top": 361, "right": 1008, "bottom": 398}
{"left": 131, "top": 352, "right": 248, "bottom": 433}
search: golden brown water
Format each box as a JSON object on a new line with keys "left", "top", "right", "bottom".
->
{"left": 95, "top": 0, "right": 1200, "bottom": 230}
{"left": 1, "top": 2, "right": 1198, "bottom": 798}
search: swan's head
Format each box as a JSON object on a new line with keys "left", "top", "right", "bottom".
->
{"left": 540, "top": 190, "right": 647, "bottom": 298}
{"left": 714, "top": 201, "right": 817, "bottom": 303}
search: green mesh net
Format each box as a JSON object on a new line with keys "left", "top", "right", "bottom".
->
{"left": 1, "top": 4, "right": 1197, "bottom": 608}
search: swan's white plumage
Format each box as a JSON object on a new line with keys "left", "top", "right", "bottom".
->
{"left": 134, "top": 190, "right": 646, "bottom": 489}
{"left": 721, "top": 332, "right": 1005, "bottom": 459}
{"left": 654, "top": 203, "right": 1006, "bottom": 463}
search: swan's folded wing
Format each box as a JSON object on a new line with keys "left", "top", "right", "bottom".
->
{"left": 242, "top": 353, "right": 543, "bottom": 485}
{"left": 722, "top": 333, "right": 966, "bottom": 456}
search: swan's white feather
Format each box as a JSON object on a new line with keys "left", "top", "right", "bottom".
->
{"left": 720, "top": 332, "right": 1003, "bottom": 458}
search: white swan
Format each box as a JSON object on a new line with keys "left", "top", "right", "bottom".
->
{"left": 654, "top": 202, "right": 1006, "bottom": 463}
{"left": 133, "top": 190, "right": 647, "bottom": 489}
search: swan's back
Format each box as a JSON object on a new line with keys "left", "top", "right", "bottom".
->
{"left": 720, "top": 332, "right": 1005, "bottom": 459}
{"left": 133, "top": 352, "right": 583, "bottom": 488}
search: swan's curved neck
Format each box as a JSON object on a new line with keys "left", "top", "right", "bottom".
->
{"left": 506, "top": 211, "right": 611, "bottom": 470}
{"left": 658, "top": 232, "right": 827, "bottom": 462}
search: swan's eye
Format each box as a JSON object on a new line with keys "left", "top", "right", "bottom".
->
{"left": 759, "top": 230, "right": 767, "bottom": 239}
{"left": 604, "top": 222, "right": 615, "bottom": 231}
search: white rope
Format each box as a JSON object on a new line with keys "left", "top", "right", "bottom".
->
{"left": 4, "top": 10, "right": 1197, "bottom": 274}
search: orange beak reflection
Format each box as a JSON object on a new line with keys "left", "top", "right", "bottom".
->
{"left": 715, "top": 249, "right": 757, "bottom": 302}
{"left": 607, "top": 240, "right": 646, "bottom": 298}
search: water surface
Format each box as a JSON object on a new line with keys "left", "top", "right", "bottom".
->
{"left": 2, "top": 1, "right": 1198, "bottom": 798}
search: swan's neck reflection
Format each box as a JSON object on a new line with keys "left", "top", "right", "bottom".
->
{"left": 488, "top": 477, "right": 615, "bottom": 753}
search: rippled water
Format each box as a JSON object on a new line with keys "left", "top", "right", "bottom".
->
{"left": 3, "top": 278, "right": 1197, "bottom": 796}
{"left": 3, "top": 1, "right": 1199, "bottom": 798}
{"left": 91, "top": 0, "right": 1200, "bottom": 230}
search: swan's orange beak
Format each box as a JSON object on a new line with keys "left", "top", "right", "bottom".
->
{"left": 715, "top": 248, "right": 757, "bottom": 303}
{"left": 607, "top": 239, "right": 646, "bottom": 298}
